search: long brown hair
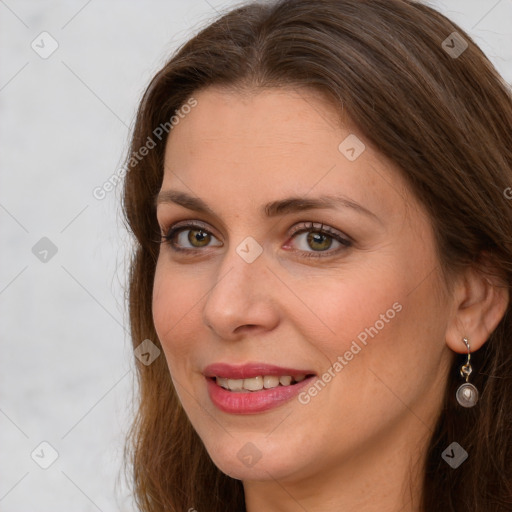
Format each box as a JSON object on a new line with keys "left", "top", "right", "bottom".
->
{"left": 122, "top": 1, "right": 512, "bottom": 510}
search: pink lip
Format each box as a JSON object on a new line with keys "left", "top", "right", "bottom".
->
{"left": 203, "top": 362, "right": 315, "bottom": 379}
{"left": 203, "top": 362, "right": 317, "bottom": 414}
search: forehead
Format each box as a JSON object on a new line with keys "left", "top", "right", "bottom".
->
{"left": 161, "top": 87, "right": 412, "bottom": 224}
{"left": 165, "top": 87, "right": 343, "bottom": 159}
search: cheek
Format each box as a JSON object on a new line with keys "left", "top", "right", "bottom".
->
{"left": 152, "top": 260, "right": 201, "bottom": 365}
{"left": 322, "top": 266, "right": 446, "bottom": 411}
{"left": 283, "top": 265, "right": 410, "bottom": 358}
{"left": 283, "top": 256, "right": 443, "bottom": 408}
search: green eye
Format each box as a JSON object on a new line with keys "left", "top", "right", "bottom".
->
{"left": 286, "top": 222, "right": 352, "bottom": 257}
{"left": 306, "top": 231, "right": 333, "bottom": 251}
{"left": 187, "top": 229, "right": 211, "bottom": 247}
{"left": 162, "top": 224, "right": 222, "bottom": 251}
{"left": 162, "top": 220, "right": 352, "bottom": 258}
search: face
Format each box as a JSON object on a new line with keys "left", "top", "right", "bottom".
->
{"left": 152, "top": 87, "right": 455, "bottom": 484}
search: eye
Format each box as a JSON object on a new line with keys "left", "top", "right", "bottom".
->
{"left": 285, "top": 222, "right": 352, "bottom": 257}
{"left": 161, "top": 220, "right": 352, "bottom": 258}
{"left": 161, "top": 221, "right": 222, "bottom": 251}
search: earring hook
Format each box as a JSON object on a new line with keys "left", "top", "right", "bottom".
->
{"left": 460, "top": 337, "right": 472, "bottom": 382}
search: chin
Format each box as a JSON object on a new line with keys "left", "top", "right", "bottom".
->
{"left": 202, "top": 435, "right": 311, "bottom": 482}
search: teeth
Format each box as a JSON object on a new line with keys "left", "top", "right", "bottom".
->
{"left": 227, "top": 378, "right": 243, "bottom": 391}
{"left": 215, "top": 374, "right": 307, "bottom": 392}
{"left": 263, "top": 375, "right": 280, "bottom": 389}
{"left": 244, "top": 376, "right": 263, "bottom": 391}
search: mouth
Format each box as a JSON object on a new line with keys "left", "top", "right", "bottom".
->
{"left": 203, "top": 362, "right": 317, "bottom": 414}
{"left": 209, "top": 374, "right": 315, "bottom": 392}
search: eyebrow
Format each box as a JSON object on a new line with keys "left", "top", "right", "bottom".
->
{"left": 155, "top": 189, "right": 380, "bottom": 222}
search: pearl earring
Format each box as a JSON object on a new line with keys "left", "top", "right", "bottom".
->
{"left": 456, "top": 337, "right": 479, "bottom": 408}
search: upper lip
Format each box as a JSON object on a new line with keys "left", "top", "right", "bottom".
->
{"left": 203, "top": 362, "right": 316, "bottom": 380}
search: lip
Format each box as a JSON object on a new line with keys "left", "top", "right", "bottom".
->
{"left": 203, "top": 362, "right": 316, "bottom": 380}
{"left": 203, "top": 362, "right": 317, "bottom": 414}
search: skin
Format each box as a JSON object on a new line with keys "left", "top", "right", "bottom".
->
{"left": 152, "top": 87, "right": 508, "bottom": 512}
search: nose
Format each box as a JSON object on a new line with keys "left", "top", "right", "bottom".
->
{"left": 201, "top": 245, "right": 280, "bottom": 340}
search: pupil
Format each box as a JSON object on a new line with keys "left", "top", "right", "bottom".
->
{"left": 307, "top": 232, "right": 331, "bottom": 251}
{"left": 189, "top": 229, "right": 209, "bottom": 246}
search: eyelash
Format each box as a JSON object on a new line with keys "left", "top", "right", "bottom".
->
{"left": 160, "top": 220, "right": 353, "bottom": 258}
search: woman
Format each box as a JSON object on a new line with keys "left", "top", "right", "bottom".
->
{"left": 122, "top": 0, "right": 512, "bottom": 510}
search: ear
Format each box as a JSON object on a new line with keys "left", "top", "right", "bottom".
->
{"left": 445, "top": 256, "right": 509, "bottom": 354}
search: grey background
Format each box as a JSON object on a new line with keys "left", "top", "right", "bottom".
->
{"left": 1, "top": 0, "right": 511, "bottom": 510}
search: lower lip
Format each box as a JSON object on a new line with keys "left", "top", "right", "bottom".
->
{"left": 206, "top": 376, "right": 316, "bottom": 414}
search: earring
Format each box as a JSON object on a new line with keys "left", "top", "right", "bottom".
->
{"left": 455, "top": 337, "right": 479, "bottom": 408}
